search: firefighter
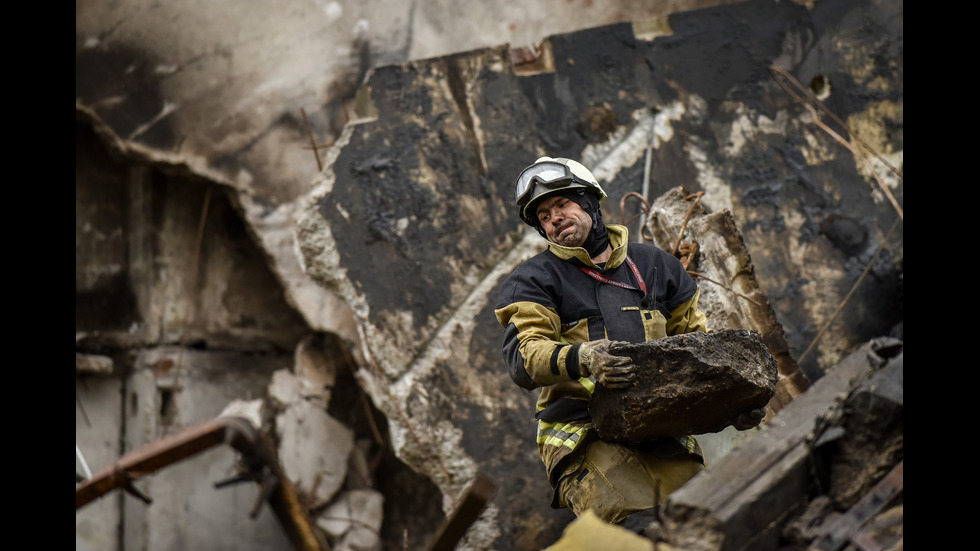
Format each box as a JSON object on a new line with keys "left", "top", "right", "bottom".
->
{"left": 494, "top": 156, "right": 764, "bottom": 534}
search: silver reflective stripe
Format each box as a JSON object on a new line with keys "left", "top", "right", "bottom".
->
{"left": 538, "top": 420, "right": 585, "bottom": 449}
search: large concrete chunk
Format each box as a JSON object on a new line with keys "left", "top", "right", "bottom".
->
{"left": 276, "top": 400, "right": 355, "bottom": 509}
{"left": 589, "top": 330, "right": 778, "bottom": 441}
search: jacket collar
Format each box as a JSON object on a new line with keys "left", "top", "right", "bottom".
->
{"left": 547, "top": 224, "right": 630, "bottom": 269}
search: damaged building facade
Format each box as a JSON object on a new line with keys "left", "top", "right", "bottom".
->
{"left": 76, "top": 0, "right": 902, "bottom": 549}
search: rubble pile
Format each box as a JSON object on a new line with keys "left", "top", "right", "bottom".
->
{"left": 224, "top": 335, "right": 388, "bottom": 551}
{"left": 664, "top": 338, "right": 904, "bottom": 551}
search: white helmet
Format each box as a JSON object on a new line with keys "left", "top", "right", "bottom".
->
{"left": 514, "top": 157, "right": 607, "bottom": 227}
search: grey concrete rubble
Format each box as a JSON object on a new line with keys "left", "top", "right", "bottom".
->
{"left": 267, "top": 337, "right": 383, "bottom": 550}
{"left": 316, "top": 489, "right": 385, "bottom": 551}
{"left": 294, "top": 335, "right": 338, "bottom": 409}
{"left": 590, "top": 330, "right": 779, "bottom": 442}
{"left": 219, "top": 399, "right": 266, "bottom": 428}
{"left": 275, "top": 400, "right": 354, "bottom": 509}
{"left": 75, "top": 353, "right": 114, "bottom": 375}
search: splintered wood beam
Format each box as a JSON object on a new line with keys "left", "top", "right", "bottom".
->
{"left": 809, "top": 461, "right": 904, "bottom": 551}
{"left": 426, "top": 473, "right": 498, "bottom": 551}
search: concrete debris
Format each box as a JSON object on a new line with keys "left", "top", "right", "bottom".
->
{"left": 294, "top": 335, "right": 337, "bottom": 409}
{"left": 316, "top": 489, "right": 385, "bottom": 551}
{"left": 345, "top": 439, "right": 376, "bottom": 490}
{"left": 75, "top": 353, "right": 113, "bottom": 375}
{"left": 590, "top": 330, "right": 778, "bottom": 441}
{"left": 661, "top": 338, "right": 903, "bottom": 551}
{"left": 782, "top": 495, "right": 837, "bottom": 544}
{"left": 826, "top": 348, "right": 903, "bottom": 509}
{"left": 269, "top": 368, "right": 306, "bottom": 409}
{"left": 276, "top": 399, "right": 355, "bottom": 509}
{"left": 219, "top": 399, "right": 265, "bottom": 429}
{"left": 266, "top": 337, "right": 386, "bottom": 549}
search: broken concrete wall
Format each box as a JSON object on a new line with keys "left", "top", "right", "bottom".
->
{"left": 121, "top": 350, "right": 297, "bottom": 551}
{"left": 76, "top": 114, "right": 444, "bottom": 551}
{"left": 75, "top": 111, "right": 313, "bottom": 352}
{"left": 295, "top": 45, "right": 578, "bottom": 550}
{"left": 75, "top": 120, "right": 310, "bottom": 550}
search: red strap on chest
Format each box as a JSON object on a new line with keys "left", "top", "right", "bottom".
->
{"left": 577, "top": 257, "right": 647, "bottom": 294}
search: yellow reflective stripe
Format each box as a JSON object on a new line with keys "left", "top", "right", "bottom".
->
{"left": 537, "top": 420, "right": 586, "bottom": 449}
{"left": 578, "top": 377, "right": 595, "bottom": 393}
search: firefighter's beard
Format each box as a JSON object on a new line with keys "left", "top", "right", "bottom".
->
{"left": 550, "top": 219, "right": 589, "bottom": 248}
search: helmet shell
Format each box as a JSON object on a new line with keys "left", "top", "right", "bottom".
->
{"left": 516, "top": 156, "right": 607, "bottom": 226}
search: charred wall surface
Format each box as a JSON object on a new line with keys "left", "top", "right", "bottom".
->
{"left": 501, "top": 0, "right": 904, "bottom": 379}
{"left": 297, "top": 0, "right": 901, "bottom": 547}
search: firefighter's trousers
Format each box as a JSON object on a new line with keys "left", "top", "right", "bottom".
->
{"left": 555, "top": 439, "right": 705, "bottom": 525}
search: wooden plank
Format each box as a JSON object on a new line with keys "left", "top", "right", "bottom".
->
{"left": 426, "top": 473, "right": 498, "bottom": 551}
{"left": 809, "top": 461, "right": 903, "bottom": 551}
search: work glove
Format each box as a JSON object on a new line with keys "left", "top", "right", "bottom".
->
{"left": 578, "top": 339, "right": 636, "bottom": 389}
{"left": 733, "top": 407, "right": 767, "bottom": 431}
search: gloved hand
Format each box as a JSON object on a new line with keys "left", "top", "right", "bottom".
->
{"left": 733, "top": 407, "right": 767, "bottom": 431}
{"left": 578, "top": 339, "right": 636, "bottom": 388}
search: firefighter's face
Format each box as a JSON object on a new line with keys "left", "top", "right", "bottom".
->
{"left": 536, "top": 195, "right": 592, "bottom": 248}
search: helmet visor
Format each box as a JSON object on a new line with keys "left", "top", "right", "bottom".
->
{"left": 515, "top": 161, "right": 575, "bottom": 206}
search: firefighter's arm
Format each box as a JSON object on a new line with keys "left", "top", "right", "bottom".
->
{"left": 495, "top": 301, "right": 589, "bottom": 389}
{"left": 666, "top": 287, "right": 709, "bottom": 335}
